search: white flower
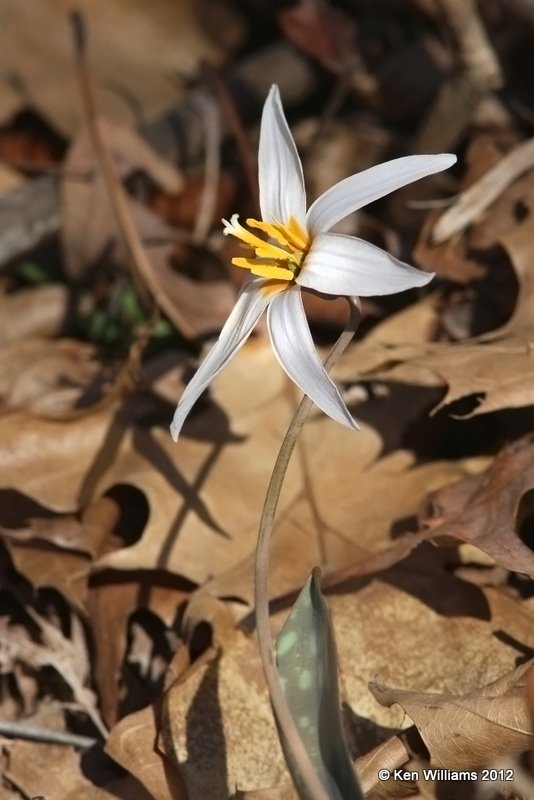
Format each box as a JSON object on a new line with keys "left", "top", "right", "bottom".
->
{"left": 170, "top": 85, "right": 456, "bottom": 440}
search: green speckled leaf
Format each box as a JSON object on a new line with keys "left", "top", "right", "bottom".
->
{"left": 275, "top": 568, "right": 363, "bottom": 799}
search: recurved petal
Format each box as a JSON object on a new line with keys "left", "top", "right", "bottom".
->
{"left": 258, "top": 85, "right": 306, "bottom": 227}
{"left": 170, "top": 279, "right": 277, "bottom": 441}
{"left": 306, "top": 154, "right": 457, "bottom": 234}
{"left": 298, "top": 233, "right": 433, "bottom": 296}
{"left": 267, "top": 286, "right": 357, "bottom": 430}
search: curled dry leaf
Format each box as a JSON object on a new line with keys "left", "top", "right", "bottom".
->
{"left": 421, "top": 434, "right": 534, "bottom": 577}
{"left": 355, "top": 736, "right": 410, "bottom": 795}
{"left": 431, "top": 137, "right": 534, "bottom": 244}
{"left": 369, "top": 660, "right": 534, "bottom": 769}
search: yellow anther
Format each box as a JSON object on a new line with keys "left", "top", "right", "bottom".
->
{"left": 232, "top": 258, "right": 294, "bottom": 281}
{"left": 223, "top": 214, "right": 310, "bottom": 281}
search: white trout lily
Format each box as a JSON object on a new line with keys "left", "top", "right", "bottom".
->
{"left": 170, "top": 85, "right": 456, "bottom": 440}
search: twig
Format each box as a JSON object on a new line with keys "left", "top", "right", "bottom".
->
{"left": 71, "top": 12, "right": 217, "bottom": 339}
{"left": 70, "top": 11, "right": 153, "bottom": 313}
{"left": 254, "top": 297, "right": 361, "bottom": 800}
{"left": 0, "top": 41, "right": 316, "bottom": 267}
{"left": 191, "top": 93, "right": 222, "bottom": 245}
{"left": 0, "top": 721, "right": 96, "bottom": 750}
{"left": 201, "top": 62, "right": 260, "bottom": 217}
{"left": 416, "top": 0, "right": 502, "bottom": 152}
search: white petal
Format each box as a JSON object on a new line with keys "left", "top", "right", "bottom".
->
{"left": 298, "top": 233, "right": 433, "bottom": 296}
{"left": 267, "top": 287, "right": 357, "bottom": 430}
{"left": 258, "top": 85, "right": 306, "bottom": 226}
{"left": 306, "top": 154, "right": 457, "bottom": 234}
{"left": 170, "top": 280, "right": 274, "bottom": 441}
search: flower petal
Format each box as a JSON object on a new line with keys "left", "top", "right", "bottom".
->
{"left": 297, "top": 233, "right": 433, "bottom": 296}
{"left": 306, "top": 154, "right": 457, "bottom": 234}
{"left": 267, "top": 287, "right": 357, "bottom": 430}
{"left": 170, "top": 279, "right": 276, "bottom": 441}
{"left": 258, "top": 85, "right": 306, "bottom": 227}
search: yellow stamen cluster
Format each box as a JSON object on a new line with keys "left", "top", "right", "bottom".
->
{"left": 222, "top": 214, "right": 309, "bottom": 281}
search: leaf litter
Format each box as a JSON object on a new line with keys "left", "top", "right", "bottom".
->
{"left": 2, "top": 3, "right": 534, "bottom": 799}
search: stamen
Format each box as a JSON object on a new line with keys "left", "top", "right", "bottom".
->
{"left": 232, "top": 258, "right": 294, "bottom": 281}
{"left": 222, "top": 213, "right": 310, "bottom": 281}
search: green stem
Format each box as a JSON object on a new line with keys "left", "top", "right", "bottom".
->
{"left": 254, "top": 297, "right": 361, "bottom": 800}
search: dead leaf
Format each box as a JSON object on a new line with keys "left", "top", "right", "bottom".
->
{"left": 0, "top": 283, "right": 69, "bottom": 345}
{"left": 88, "top": 577, "right": 189, "bottom": 727}
{"left": 0, "top": 337, "right": 99, "bottom": 414}
{"left": 0, "top": 0, "right": 242, "bottom": 135}
{"left": 370, "top": 660, "right": 534, "bottom": 769}
{"left": 278, "top": 0, "right": 357, "bottom": 75}
{"left": 355, "top": 736, "right": 410, "bottom": 795}
{"left": 421, "top": 435, "right": 534, "bottom": 577}
{"left": 2, "top": 738, "right": 154, "bottom": 800}
{"left": 157, "top": 577, "right": 522, "bottom": 797}
{"left": 431, "top": 137, "right": 534, "bottom": 245}
{"left": 105, "top": 703, "right": 187, "bottom": 800}
{"left": 0, "top": 340, "right": 471, "bottom": 619}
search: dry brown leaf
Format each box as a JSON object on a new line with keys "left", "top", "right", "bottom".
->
{"left": 278, "top": 0, "right": 357, "bottom": 75}
{"left": 431, "top": 137, "right": 534, "bottom": 244}
{"left": 355, "top": 736, "right": 410, "bottom": 795}
{"left": 332, "top": 140, "right": 534, "bottom": 418}
{"left": 88, "top": 577, "right": 189, "bottom": 727}
{"left": 332, "top": 293, "right": 441, "bottom": 382}
{"left": 333, "top": 314, "right": 534, "bottom": 420}
{"left": 0, "top": 341, "right": 469, "bottom": 617}
{"left": 2, "top": 739, "right": 154, "bottom": 800}
{"left": 0, "top": 496, "right": 121, "bottom": 607}
{"left": 156, "top": 577, "right": 522, "bottom": 798}
{"left": 421, "top": 435, "right": 534, "bottom": 577}
{"left": 0, "top": 337, "right": 99, "bottom": 414}
{"left": 5, "top": 545, "right": 89, "bottom": 609}
{"left": 0, "top": 0, "right": 242, "bottom": 135}
{"left": 370, "top": 660, "right": 534, "bottom": 769}
{"left": 413, "top": 210, "right": 486, "bottom": 284}
{"left": 0, "top": 283, "right": 69, "bottom": 345}
{"left": 105, "top": 703, "right": 187, "bottom": 800}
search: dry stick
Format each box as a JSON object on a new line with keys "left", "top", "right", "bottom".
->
{"left": 255, "top": 297, "right": 361, "bottom": 800}
{"left": 201, "top": 61, "right": 260, "bottom": 218}
{"left": 416, "top": 0, "right": 502, "bottom": 152}
{"left": 191, "top": 93, "right": 222, "bottom": 245}
{"left": 70, "top": 12, "right": 198, "bottom": 337}
{"left": 70, "top": 11, "right": 152, "bottom": 313}
{"left": 0, "top": 721, "right": 96, "bottom": 750}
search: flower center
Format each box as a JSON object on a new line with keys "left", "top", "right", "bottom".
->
{"left": 222, "top": 214, "right": 310, "bottom": 281}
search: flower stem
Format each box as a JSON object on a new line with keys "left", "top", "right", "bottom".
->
{"left": 254, "top": 297, "right": 361, "bottom": 800}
